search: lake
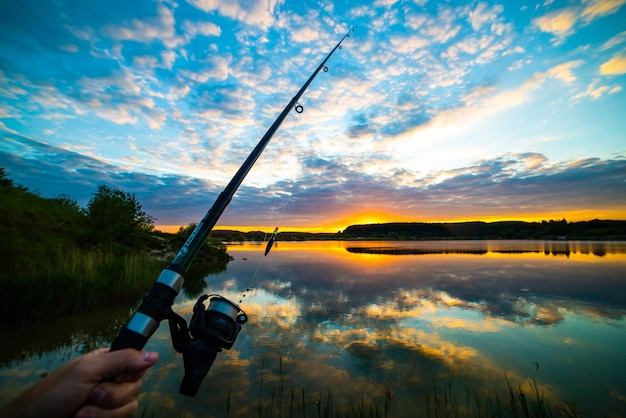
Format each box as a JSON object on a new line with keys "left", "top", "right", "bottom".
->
{"left": 1, "top": 240, "right": 625, "bottom": 417}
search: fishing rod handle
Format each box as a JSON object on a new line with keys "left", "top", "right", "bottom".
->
{"left": 110, "top": 268, "right": 184, "bottom": 351}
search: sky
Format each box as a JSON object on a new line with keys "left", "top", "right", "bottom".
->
{"left": 1, "top": 0, "right": 625, "bottom": 232}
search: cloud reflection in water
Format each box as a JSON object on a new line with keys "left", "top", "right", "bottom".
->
{"left": 1, "top": 240, "right": 624, "bottom": 416}
{"left": 134, "top": 240, "right": 624, "bottom": 416}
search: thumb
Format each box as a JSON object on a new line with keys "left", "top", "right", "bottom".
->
{"left": 88, "top": 349, "right": 159, "bottom": 381}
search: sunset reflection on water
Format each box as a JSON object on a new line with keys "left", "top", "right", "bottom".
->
{"left": 1, "top": 240, "right": 625, "bottom": 417}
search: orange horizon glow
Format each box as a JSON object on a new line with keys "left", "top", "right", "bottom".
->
{"left": 154, "top": 209, "right": 625, "bottom": 234}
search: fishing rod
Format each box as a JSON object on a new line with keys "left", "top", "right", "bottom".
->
{"left": 110, "top": 27, "right": 355, "bottom": 397}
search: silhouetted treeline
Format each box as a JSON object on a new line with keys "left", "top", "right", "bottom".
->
{"left": 211, "top": 230, "right": 338, "bottom": 241}
{"left": 0, "top": 168, "right": 229, "bottom": 326}
{"left": 213, "top": 219, "right": 626, "bottom": 241}
{"left": 341, "top": 220, "right": 626, "bottom": 240}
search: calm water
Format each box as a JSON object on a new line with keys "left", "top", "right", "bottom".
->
{"left": 1, "top": 240, "right": 625, "bottom": 417}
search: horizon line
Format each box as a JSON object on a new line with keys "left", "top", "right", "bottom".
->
{"left": 154, "top": 217, "right": 625, "bottom": 234}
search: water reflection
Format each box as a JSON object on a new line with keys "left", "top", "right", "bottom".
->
{"left": 1, "top": 240, "right": 625, "bottom": 417}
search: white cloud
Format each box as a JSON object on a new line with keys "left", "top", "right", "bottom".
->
{"left": 288, "top": 12, "right": 325, "bottom": 44}
{"left": 533, "top": 8, "right": 577, "bottom": 38}
{"left": 102, "top": 5, "right": 184, "bottom": 48}
{"left": 468, "top": 2, "right": 503, "bottom": 31}
{"left": 161, "top": 50, "right": 177, "bottom": 70}
{"left": 533, "top": 0, "right": 625, "bottom": 42}
{"left": 600, "top": 30, "right": 626, "bottom": 51}
{"left": 546, "top": 60, "right": 584, "bottom": 83}
{"left": 581, "top": 0, "right": 626, "bottom": 21}
{"left": 373, "top": 0, "right": 399, "bottom": 6}
{"left": 0, "top": 121, "right": 18, "bottom": 134}
{"left": 444, "top": 34, "right": 494, "bottom": 60}
{"left": 186, "top": 0, "right": 284, "bottom": 30}
{"left": 405, "top": 14, "right": 427, "bottom": 30}
{"left": 65, "top": 25, "right": 95, "bottom": 41}
{"left": 421, "top": 21, "right": 461, "bottom": 44}
{"left": 180, "top": 55, "right": 230, "bottom": 82}
{"left": 59, "top": 44, "right": 79, "bottom": 53}
{"left": 572, "top": 81, "right": 610, "bottom": 100}
{"left": 133, "top": 55, "right": 159, "bottom": 69}
{"left": 231, "top": 57, "right": 272, "bottom": 87}
{"left": 182, "top": 19, "right": 221, "bottom": 38}
{"left": 95, "top": 107, "right": 137, "bottom": 125}
{"left": 389, "top": 34, "right": 429, "bottom": 54}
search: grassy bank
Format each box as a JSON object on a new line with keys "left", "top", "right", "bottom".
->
{"left": 0, "top": 248, "right": 166, "bottom": 327}
{"left": 0, "top": 176, "right": 231, "bottom": 327}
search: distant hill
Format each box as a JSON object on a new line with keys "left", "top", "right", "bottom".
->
{"left": 341, "top": 220, "right": 626, "bottom": 240}
{"left": 212, "top": 220, "right": 626, "bottom": 241}
{"left": 210, "top": 229, "right": 338, "bottom": 241}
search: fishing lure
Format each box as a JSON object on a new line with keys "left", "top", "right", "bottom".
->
{"left": 265, "top": 226, "right": 279, "bottom": 256}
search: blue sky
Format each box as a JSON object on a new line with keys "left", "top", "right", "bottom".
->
{"left": 1, "top": 0, "right": 625, "bottom": 231}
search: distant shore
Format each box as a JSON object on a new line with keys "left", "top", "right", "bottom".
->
{"left": 209, "top": 219, "right": 626, "bottom": 241}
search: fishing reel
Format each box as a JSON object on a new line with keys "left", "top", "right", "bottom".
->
{"left": 167, "top": 294, "right": 248, "bottom": 397}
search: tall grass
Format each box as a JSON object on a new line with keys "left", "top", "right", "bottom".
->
{"left": 138, "top": 357, "right": 583, "bottom": 418}
{"left": 246, "top": 360, "right": 583, "bottom": 418}
{"left": 0, "top": 248, "right": 165, "bottom": 327}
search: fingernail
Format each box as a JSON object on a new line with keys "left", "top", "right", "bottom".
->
{"left": 78, "top": 410, "right": 96, "bottom": 418}
{"left": 90, "top": 388, "right": 106, "bottom": 403}
{"left": 142, "top": 351, "right": 158, "bottom": 361}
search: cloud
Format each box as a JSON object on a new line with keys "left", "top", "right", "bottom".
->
{"left": 2, "top": 129, "right": 625, "bottom": 232}
{"left": 468, "top": 2, "right": 504, "bottom": 31}
{"left": 600, "top": 30, "right": 626, "bottom": 50}
{"left": 179, "top": 55, "right": 231, "bottom": 82}
{"left": 600, "top": 53, "right": 626, "bottom": 75}
{"left": 186, "top": 0, "right": 284, "bottom": 30}
{"left": 581, "top": 0, "right": 626, "bottom": 21}
{"left": 533, "top": 8, "right": 578, "bottom": 38}
{"left": 572, "top": 79, "right": 620, "bottom": 100}
{"left": 546, "top": 60, "right": 584, "bottom": 83}
{"left": 182, "top": 19, "right": 221, "bottom": 38}
{"left": 533, "top": 0, "right": 626, "bottom": 41}
{"left": 102, "top": 5, "right": 184, "bottom": 48}
{"left": 0, "top": 121, "right": 18, "bottom": 134}
{"left": 389, "top": 34, "right": 429, "bottom": 54}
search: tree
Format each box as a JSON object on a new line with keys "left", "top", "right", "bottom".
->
{"left": 0, "top": 168, "right": 13, "bottom": 187}
{"left": 85, "top": 185, "right": 155, "bottom": 248}
{"left": 50, "top": 194, "right": 81, "bottom": 212}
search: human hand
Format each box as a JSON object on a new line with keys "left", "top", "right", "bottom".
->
{"left": 0, "top": 348, "right": 159, "bottom": 418}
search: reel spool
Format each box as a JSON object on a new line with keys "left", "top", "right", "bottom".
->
{"left": 168, "top": 294, "right": 247, "bottom": 396}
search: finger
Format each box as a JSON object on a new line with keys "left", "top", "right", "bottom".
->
{"left": 88, "top": 380, "right": 142, "bottom": 409}
{"left": 73, "top": 399, "right": 139, "bottom": 418}
{"left": 89, "top": 348, "right": 111, "bottom": 357}
{"left": 83, "top": 349, "right": 159, "bottom": 382}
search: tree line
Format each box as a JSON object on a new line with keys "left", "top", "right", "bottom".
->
{"left": 0, "top": 168, "right": 229, "bottom": 326}
{"left": 341, "top": 220, "right": 626, "bottom": 240}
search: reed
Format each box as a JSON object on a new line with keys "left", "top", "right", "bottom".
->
{"left": 0, "top": 247, "right": 165, "bottom": 327}
{"left": 245, "top": 359, "right": 582, "bottom": 418}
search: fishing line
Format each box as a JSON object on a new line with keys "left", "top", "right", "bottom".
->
{"left": 239, "top": 194, "right": 290, "bottom": 305}
{"left": 263, "top": 197, "right": 279, "bottom": 241}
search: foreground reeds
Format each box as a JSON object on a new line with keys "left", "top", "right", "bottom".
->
{"left": 0, "top": 248, "right": 165, "bottom": 327}
{"left": 247, "top": 360, "right": 582, "bottom": 418}
{"left": 140, "top": 358, "right": 583, "bottom": 418}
